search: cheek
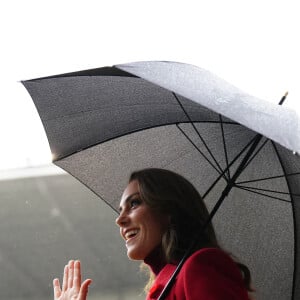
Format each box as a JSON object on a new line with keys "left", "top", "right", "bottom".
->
{"left": 148, "top": 217, "right": 168, "bottom": 241}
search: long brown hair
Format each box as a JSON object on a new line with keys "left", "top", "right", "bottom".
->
{"left": 129, "top": 168, "right": 253, "bottom": 292}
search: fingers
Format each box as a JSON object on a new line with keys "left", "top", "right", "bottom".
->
{"left": 53, "top": 278, "right": 61, "bottom": 299}
{"left": 62, "top": 264, "right": 69, "bottom": 291}
{"left": 54, "top": 259, "right": 90, "bottom": 299}
{"left": 64, "top": 260, "right": 82, "bottom": 289}
{"left": 78, "top": 279, "right": 93, "bottom": 299}
{"left": 74, "top": 260, "right": 82, "bottom": 289}
{"left": 68, "top": 260, "right": 74, "bottom": 289}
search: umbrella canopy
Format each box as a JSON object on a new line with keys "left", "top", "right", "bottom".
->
{"left": 23, "top": 61, "right": 300, "bottom": 300}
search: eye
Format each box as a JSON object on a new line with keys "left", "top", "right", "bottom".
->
{"left": 130, "top": 199, "right": 141, "bottom": 209}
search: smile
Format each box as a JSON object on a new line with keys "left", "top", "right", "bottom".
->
{"left": 124, "top": 229, "right": 139, "bottom": 241}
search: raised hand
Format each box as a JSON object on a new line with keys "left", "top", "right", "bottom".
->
{"left": 53, "top": 260, "right": 92, "bottom": 300}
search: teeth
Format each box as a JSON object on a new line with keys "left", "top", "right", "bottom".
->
{"left": 125, "top": 229, "right": 139, "bottom": 240}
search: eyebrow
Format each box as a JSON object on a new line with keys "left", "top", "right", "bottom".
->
{"left": 118, "top": 192, "right": 140, "bottom": 212}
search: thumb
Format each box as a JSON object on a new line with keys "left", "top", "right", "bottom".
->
{"left": 78, "top": 279, "right": 92, "bottom": 299}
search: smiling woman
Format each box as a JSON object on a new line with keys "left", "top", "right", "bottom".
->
{"left": 53, "top": 168, "right": 254, "bottom": 300}
{"left": 116, "top": 179, "right": 169, "bottom": 261}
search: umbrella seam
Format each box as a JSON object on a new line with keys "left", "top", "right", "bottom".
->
{"left": 22, "top": 66, "right": 138, "bottom": 82}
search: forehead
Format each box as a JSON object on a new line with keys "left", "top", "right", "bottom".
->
{"left": 119, "top": 180, "right": 140, "bottom": 207}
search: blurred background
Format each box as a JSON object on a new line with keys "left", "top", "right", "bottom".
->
{"left": 0, "top": 0, "right": 299, "bottom": 299}
{"left": 0, "top": 167, "right": 146, "bottom": 300}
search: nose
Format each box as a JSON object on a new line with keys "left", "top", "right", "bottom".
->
{"left": 115, "top": 210, "right": 129, "bottom": 227}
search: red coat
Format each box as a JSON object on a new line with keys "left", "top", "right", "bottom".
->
{"left": 146, "top": 248, "right": 249, "bottom": 300}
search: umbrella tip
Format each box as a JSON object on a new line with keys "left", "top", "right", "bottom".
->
{"left": 278, "top": 91, "right": 289, "bottom": 105}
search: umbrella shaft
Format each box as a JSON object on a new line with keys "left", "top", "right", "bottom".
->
{"left": 208, "top": 133, "right": 263, "bottom": 223}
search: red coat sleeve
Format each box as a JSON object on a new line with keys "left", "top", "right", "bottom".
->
{"left": 171, "top": 248, "right": 249, "bottom": 300}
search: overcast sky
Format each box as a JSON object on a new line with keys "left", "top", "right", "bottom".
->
{"left": 1, "top": 0, "right": 299, "bottom": 171}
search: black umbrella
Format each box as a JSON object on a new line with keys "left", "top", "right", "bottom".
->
{"left": 22, "top": 61, "right": 300, "bottom": 300}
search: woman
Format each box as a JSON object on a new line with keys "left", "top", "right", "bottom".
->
{"left": 53, "top": 168, "right": 254, "bottom": 300}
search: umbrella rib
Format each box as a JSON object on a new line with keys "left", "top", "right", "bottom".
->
{"left": 241, "top": 138, "right": 269, "bottom": 171}
{"left": 202, "top": 135, "right": 258, "bottom": 199}
{"left": 172, "top": 92, "right": 228, "bottom": 180}
{"left": 235, "top": 185, "right": 291, "bottom": 203}
{"left": 176, "top": 124, "right": 226, "bottom": 179}
{"left": 219, "top": 114, "right": 231, "bottom": 179}
{"left": 237, "top": 172, "right": 300, "bottom": 184}
{"left": 235, "top": 184, "right": 300, "bottom": 196}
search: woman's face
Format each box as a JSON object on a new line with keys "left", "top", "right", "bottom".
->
{"left": 116, "top": 180, "right": 169, "bottom": 260}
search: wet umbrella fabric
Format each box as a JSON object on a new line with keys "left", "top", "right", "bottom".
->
{"left": 23, "top": 61, "right": 300, "bottom": 300}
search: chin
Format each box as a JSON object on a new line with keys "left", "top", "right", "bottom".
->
{"left": 127, "top": 251, "right": 145, "bottom": 261}
{"left": 127, "top": 248, "right": 148, "bottom": 261}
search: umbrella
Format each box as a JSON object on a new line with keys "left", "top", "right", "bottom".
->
{"left": 22, "top": 61, "right": 300, "bottom": 300}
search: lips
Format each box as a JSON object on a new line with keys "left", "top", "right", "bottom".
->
{"left": 123, "top": 228, "right": 140, "bottom": 241}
